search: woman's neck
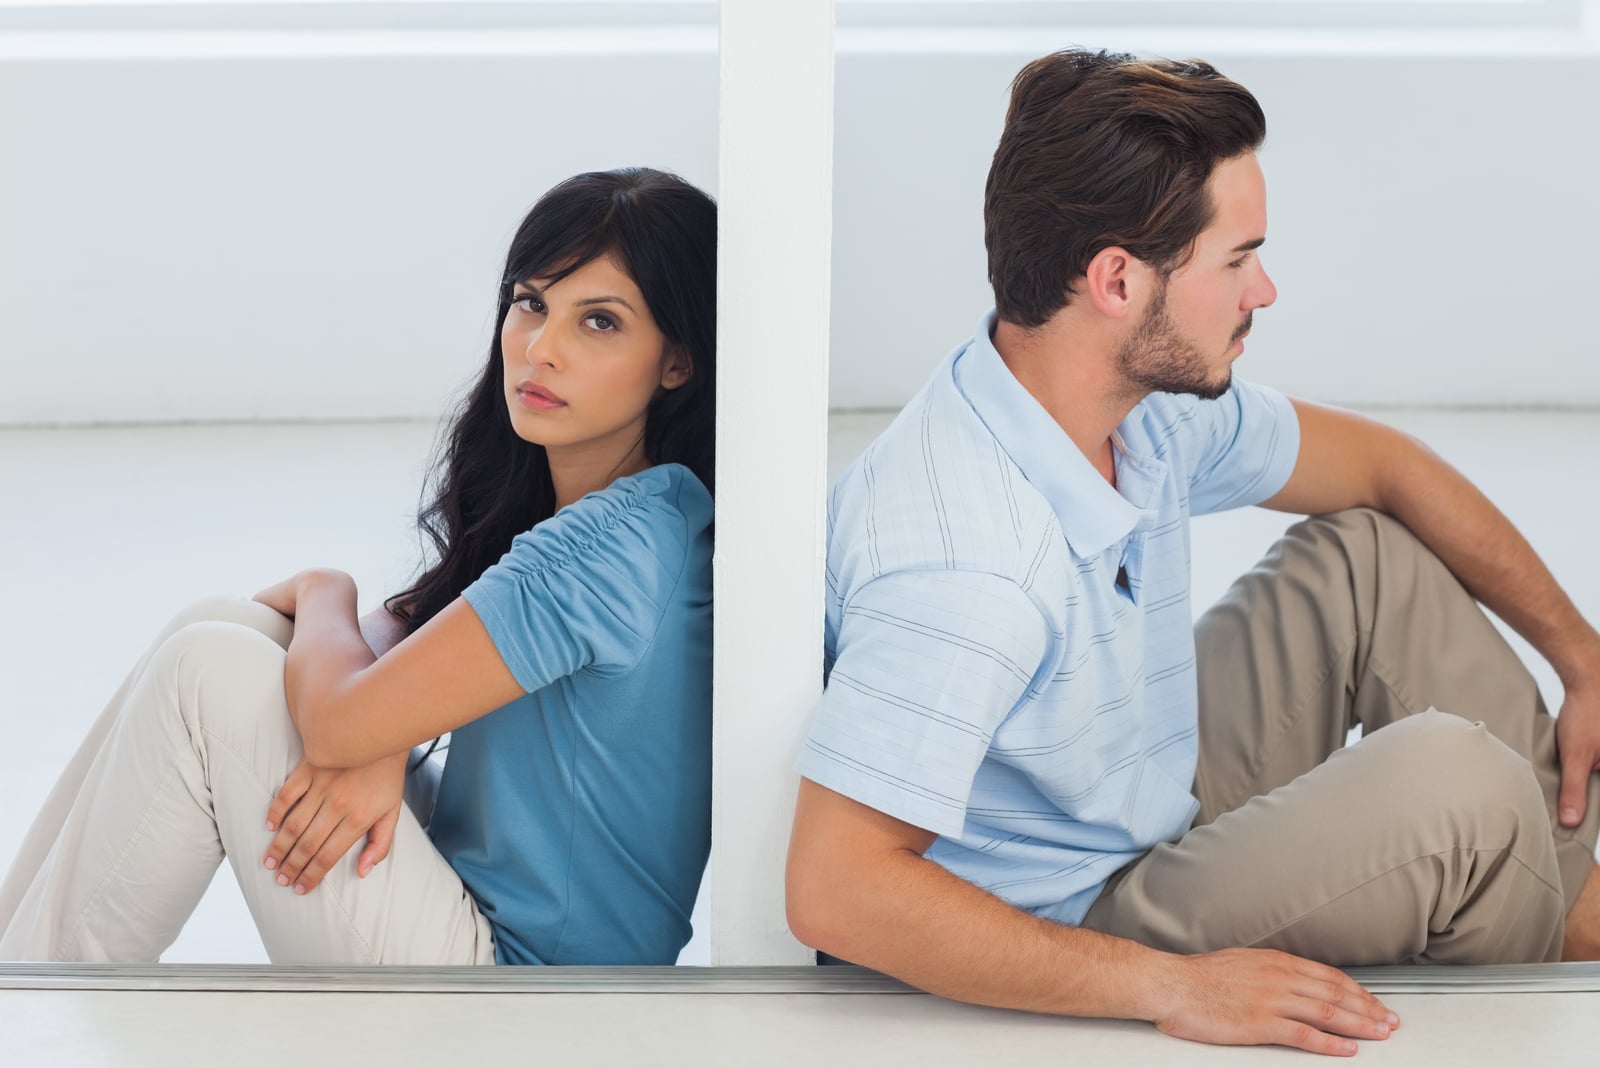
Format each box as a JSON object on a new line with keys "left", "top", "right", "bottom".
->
{"left": 547, "top": 440, "right": 651, "bottom": 511}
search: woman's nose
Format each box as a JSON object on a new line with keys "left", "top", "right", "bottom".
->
{"left": 524, "top": 326, "right": 561, "bottom": 369}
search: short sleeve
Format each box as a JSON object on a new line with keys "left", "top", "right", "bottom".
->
{"left": 461, "top": 475, "right": 695, "bottom": 694}
{"left": 1180, "top": 379, "right": 1301, "bottom": 516}
{"left": 797, "top": 569, "right": 1050, "bottom": 838}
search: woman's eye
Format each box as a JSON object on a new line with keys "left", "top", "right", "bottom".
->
{"left": 514, "top": 296, "right": 545, "bottom": 314}
{"left": 586, "top": 313, "right": 618, "bottom": 333}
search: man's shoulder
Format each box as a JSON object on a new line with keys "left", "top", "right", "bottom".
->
{"left": 827, "top": 373, "right": 1068, "bottom": 602}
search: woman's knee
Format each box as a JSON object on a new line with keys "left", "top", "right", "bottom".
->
{"left": 147, "top": 620, "right": 293, "bottom": 738}
{"left": 160, "top": 596, "right": 293, "bottom": 650}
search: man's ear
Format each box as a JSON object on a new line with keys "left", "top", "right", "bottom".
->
{"left": 1081, "top": 246, "right": 1149, "bottom": 321}
{"left": 660, "top": 345, "right": 692, "bottom": 391}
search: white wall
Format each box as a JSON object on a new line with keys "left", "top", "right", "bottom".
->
{"left": 2, "top": 5, "right": 1597, "bottom": 420}
{"left": 830, "top": 35, "right": 1600, "bottom": 410}
{"left": 0, "top": 10, "right": 718, "bottom": 424}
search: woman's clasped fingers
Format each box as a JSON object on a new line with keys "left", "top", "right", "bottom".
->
{"left": 290, "top": 820, "right": 369, "bottom": 894}
{"left": 264, "top": 759, "right": 316, "bottom": 836}
{"left": 272, "top": 806, "right": 341, "bottom": 891}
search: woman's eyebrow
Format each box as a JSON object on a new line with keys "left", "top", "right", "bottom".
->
{"left": 575, "top": 295, "right": 636, "bottom": 312}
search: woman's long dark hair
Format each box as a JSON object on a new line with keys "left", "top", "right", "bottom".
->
{"left": 386, "top": 168, "right": 717, "bottom": 635}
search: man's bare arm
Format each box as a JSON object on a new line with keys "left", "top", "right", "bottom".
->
{"left": 786, "top": 778, "right": 1397, "bottom": 1056}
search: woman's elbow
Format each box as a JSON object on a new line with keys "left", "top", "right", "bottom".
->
{"left": 295, "top": 702, "right": 369, "bottom": 768}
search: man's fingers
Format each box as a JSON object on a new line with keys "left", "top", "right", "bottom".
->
{"left": 1558, "top": 743, "right": 1595, "bottom": 827}
{"left": 358, "top": 809, "right": 400, "bottom": 878}
{"left": 1274, "top": 1020, "right": 1358, "bottom": 1058}
{"left": 1288, "top": 970, "right": 1397, "bottom": 1026}
{"left": 1284, "top": 995, "right": 1394, "bottom": 1042}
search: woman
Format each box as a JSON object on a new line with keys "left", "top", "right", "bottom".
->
{"left": 0, "top": 167, "right": 717, "bottom": 967}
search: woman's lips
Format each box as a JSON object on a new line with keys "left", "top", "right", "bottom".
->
{"left": 516, "top": 381, "right": 567, "bottom": 411}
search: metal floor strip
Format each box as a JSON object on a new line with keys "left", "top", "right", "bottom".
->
{"left": 3, "top": 962, "right": 1600, "bottom": 995}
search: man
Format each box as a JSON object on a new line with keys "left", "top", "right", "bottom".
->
{"left": 786, "top": 49, "right": 1600, "bottom": 1056}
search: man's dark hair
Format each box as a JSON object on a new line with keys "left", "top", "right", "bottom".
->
{"left": 985, "top": 49, "right": 1266, "bottom": 328}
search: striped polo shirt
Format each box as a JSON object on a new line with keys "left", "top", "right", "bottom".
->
{"left": 798, "top": 311, "right": 1300, "bottom": 925}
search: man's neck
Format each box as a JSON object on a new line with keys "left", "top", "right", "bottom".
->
{"left": 991, "top": 314, "right": 1140, "bottom": 485}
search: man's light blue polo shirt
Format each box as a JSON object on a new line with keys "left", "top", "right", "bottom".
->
{"left": 798, "top": 312, "right": 1300, "bottom": 925}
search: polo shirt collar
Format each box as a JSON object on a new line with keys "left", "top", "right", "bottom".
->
{"left": 952, "top": 311, "right": 1164, "bottom": 559}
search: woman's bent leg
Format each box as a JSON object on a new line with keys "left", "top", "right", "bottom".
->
{"left": 0, "top": 597, "right": 292, "bottom": 940}
{"left": 0, "top": 606, "right": 493, "bottom": 965}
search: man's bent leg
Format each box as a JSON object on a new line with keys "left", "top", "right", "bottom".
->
{"left": 1082, "top": 711, "right": 1566, "bottom": 965}
{"left": 1191, "top": 508, "right": 1600, "bottom": 912}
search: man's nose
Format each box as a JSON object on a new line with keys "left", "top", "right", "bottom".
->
{"left": 1251, "top": 264, "right": 1278, "bottom": 310}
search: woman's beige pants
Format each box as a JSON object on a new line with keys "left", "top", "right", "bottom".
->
{"left": 1082, "top": 509, "right": 1600, "bottom": 965}
{"left": 0, "top": 597, "right": 495, "bottom": 964}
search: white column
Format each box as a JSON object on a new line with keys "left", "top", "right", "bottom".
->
{"left": 712, "top": 0, "right": 835, "bottom": 964}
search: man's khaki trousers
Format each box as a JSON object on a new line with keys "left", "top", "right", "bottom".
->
{"left": 1081, "top": 508, "right": 1600, "bottom": 965}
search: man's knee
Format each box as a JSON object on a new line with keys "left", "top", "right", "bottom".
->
{"left": 1293, "top": 507, "right": 1428, "bottom": 567}
{"left": 1363, "top": 711, "right": 1545, "bottom": 832}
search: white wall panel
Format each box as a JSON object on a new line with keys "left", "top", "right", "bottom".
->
{"left": 829, "top": 34, "right": 1600, "bottom": 409}
{"left": 2, "top": 13, "right": 1597, "bottom": 418}
{"left": 713, "top": 0, "right": 833, "bottom": 965}
{"left": 0, "top": 31, "right": 717, "bottom": 424}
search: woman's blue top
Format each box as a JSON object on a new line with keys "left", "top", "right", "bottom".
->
{"left": 431, "top": 463, "right": 713, "bottom": 965}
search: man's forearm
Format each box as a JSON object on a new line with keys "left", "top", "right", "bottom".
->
{"left": 1377, "top": 438, "right": 1600, "bottom": 685}
{"left": 787, "top": 781, "right": 1177, "bottom": 1019}
{"left": 795, "top": 843, "right": 1174, "bottom": 1019}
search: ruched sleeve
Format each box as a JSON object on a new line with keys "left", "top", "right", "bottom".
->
{"left": 461, "top": 465, "right": 706, "bottom": 693}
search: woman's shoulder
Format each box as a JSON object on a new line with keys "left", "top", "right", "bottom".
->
{"left": 505, "top": 463, "right": 712, "bottom": 580}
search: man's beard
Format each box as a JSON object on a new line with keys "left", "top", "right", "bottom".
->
{"left": 1114, "top": 281, "right": 1248, "bottom": 401}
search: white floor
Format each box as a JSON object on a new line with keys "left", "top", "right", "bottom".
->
{"left": 1, "top": 409, "right": 1599, "bottom": 1064}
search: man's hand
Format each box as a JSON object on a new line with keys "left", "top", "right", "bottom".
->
{"left": 262, "top": 753, "right": 408, "bottom": 893}
{"left": 1556, "top": 665, "right": 1600, "bottom": 827}
{"left": 1150, "top": 948, "right": 1398, "bottom": 1057}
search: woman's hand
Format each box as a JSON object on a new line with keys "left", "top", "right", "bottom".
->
{"left": 262, "top": 752, "right": 409, "bottom": 894}
{"left": 253, "top": 568, "right": 355, "bottom": 621}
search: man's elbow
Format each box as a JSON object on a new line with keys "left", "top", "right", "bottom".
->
{"left": 785, "top": 867, "right": 829, "bottom": 953}
{"left": 785, "top": 853, "right": 855, "bottom": 957}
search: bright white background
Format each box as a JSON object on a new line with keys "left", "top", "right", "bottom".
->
{"left": 2, "top": 1, "right": 1598, "bottom": 425}
{"left": 1, "top": 0, "right": 1598, "bottom": 967}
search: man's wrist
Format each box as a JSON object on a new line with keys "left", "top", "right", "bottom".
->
{"left": 1118, "top": 946, "right": 1187, "bottom": 1024}
{"left": 1549, "top": 622, "right": 1600, "bottom": 690}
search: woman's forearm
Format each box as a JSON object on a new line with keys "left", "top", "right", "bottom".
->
{"left": 281, "top": 570, "right": 374, "bottom": 743}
